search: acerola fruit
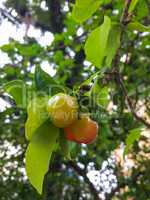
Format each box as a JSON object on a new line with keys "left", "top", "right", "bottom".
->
{"left": 47, "top": 93, "right": 78, "bottom": 128}
{"left": 64, "top": 115, "right": 98, "bottom": 144}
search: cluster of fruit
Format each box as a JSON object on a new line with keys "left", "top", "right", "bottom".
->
{"left": 47, "top": 93, "right": 98, "bottom": 144}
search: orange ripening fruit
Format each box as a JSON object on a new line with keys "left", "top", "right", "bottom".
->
{"left": 47, "top": 93, "right": 78, "bottom": 128}
{"left": 64, "top": 115, "right": 98, "bottom": 144}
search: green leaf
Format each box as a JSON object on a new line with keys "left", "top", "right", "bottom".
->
{"left": 91, "top": 79, "right": 109, "bottom": 107}
{"left": 84, "top": 16, "right": 111, "bottom": 68}
{"left": 136, "top": 0, "right": 148, "bottom": 20}
{"left": 25, "top": 121, "right": 59, "bottom": 194}
{"left": 17, "top": 43, "right": 42, "bottom": 57}
{"left": 35, "top": 66, "right": 64, "bottom": 95}
{"left": 0, "top": 43, "right": 15, "bottom": 53}
{"left": 25, "top": 96, "right": 49, "bottom": 140}
{"left": 105, "top": 25, "right": 121, "bottom": 67}
{"left": 129, "top": 0, "right": 139, "bottom": 12}
{"left": 97, "top": 86, "right": 109, "bottom": 107}
{"left": 72, "top": 0, "right": 101, "bottom": 23}
{"left": 124, "top": 127, "right": 142, "bottom": 156}
{"left": 128, "top": 21, "right": 150, "bottom": 32}
{"left": 3, "top": 80, "right": 26, "bottom": 107}
{"left": 3, "top": 65, "right": 15, "bottom": 76}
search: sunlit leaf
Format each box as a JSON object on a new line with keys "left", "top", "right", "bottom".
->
{"left": 72, "top": 0, "right": 102, "bottom": 23}
{"left": 25, "top": 96, "right": 49, "bottom": 140}
{"left": 105, "top": 25, "right": 121, "bottom": 67}
{"left": 25, "top": 121, "right": 59, "bottom": 194}
{"left": 85, "top": 16, "right": 111, "bottom": 68}
{"left": 129, "top": 0, "right": 139, "bottom": 12}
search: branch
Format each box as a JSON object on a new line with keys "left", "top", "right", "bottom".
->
{"left": 67, "top": 161, "right": 101, "bottom": 200}
{"left": 112, "top": 0, "right": 150, "bottom": 129}
{"left": 0, "top": 7, "right": 52, "bottom": 32}
{"left": 120, "top": 0, "right": 132, "bottom": 25}
{"left": 116, "top": 74, "right": 150, "bottom": 128}
{"left": 46, "top": 0, "right": 64, "bottom": 33}
{"left": 0, "top": 8, "right": 21, "bottom": 26}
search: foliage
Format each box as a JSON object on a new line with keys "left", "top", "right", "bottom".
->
{"left": 0, "top": 0, "right": 150, "bottom": 199}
